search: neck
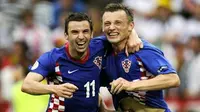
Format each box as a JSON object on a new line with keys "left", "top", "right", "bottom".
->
{"left": 68, "top": 45, "right": 87, "bottom": 60}
{"left": 112, "top": 38, "right": 128, "bottom": 53}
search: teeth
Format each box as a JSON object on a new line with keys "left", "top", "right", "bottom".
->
{"left": 109, "top": 32, "right": 118, "bottom": 36}
{"left": 77, "top": 42, "right": 85, "bottom": 45}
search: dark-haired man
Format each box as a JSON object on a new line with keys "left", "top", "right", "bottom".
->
{"left": 21, "top": 12, "right": 142, "bottom": 112}
{"left": 101, "top": 3, "right": 180, "bottom": 112}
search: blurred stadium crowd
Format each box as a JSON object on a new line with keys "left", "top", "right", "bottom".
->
{"left": 0, "top": 0, "right": 200, "bottom": 112}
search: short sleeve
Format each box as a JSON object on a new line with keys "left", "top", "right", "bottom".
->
{"left": 135, "top": 49, "right": 176, "bottom": 76}
{"left": 30, "top": 52, "right": 55, "bottom": 77}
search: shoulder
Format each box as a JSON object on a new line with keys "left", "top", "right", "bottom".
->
{"left": 138, "top": 39, "right": 164, "bottom": 56}
{"left": 89, "top": 35, "right": 108, "bottom": 54}
{"left": 90, "top": 35, "right": 107, "bottom": 46}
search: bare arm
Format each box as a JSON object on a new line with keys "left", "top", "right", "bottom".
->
{"left": 21, "top": 72, "right": 78, "bottom": 98}
{"left": 21, "top": 72, "right": 52, "bottom": 95}
{"left": 110, "top": 73, "right": 180, "bottom": 94}
{"left": 129, "top": 73, "right": 180, "bottom": 91}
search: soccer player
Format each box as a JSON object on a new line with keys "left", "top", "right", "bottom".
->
{"left": 101, "top": 3, "right": 180, "bottom": 112}
{"left": 21, "top": 12, "right": 142, "bottom": 112}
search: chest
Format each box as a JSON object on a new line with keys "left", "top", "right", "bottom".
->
{"left": 105, "top": 55, "right": 147, "bottom": 81}
{"left": 49, "top": 54, "right": 104, "bottom": 89}
{"left": 59, "top": 62, "right": 100, "bottom": 83}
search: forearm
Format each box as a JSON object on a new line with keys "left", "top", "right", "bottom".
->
{"left": 21, "top": 79, "right": 55, "bottom": 95}
{"left": 130, "top": 74, "right": 180, "bottom": 91}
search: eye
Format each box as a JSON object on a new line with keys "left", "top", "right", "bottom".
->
{"left": 115, "top": 20, "right": 122, "bottom": 25}
{"left": 71, "top": 30, "right": 79, "bottom": 34}
{"left": 83, "top": 29, "right": 90, "bottom": 34}
{"left": 104, "top": 22, "right": 110, "bottom": 26}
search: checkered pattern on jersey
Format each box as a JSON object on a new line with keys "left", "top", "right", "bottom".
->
{"left": 47, "top": 62, "right": 65, "bottom": 112}
{"left": 136, "top": 57, "right": 154, "bottom": 79}
{"left": 55, "top": 62, "right": 61, "bottom": 75}
{"left": 126, "top": 57, "right": 149, "bottom": 104}
{"left": 47, "top": 94, "right": 65, "bottom": 112}
{"left": 136, "top": 58, "right": 147, "bottom": 79}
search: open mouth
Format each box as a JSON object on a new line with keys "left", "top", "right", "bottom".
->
{"left": 76, "top": 42, "right": 86, "bottom": 48}
{"left": 108, "top": 32, "right": 119, "bottom": 37}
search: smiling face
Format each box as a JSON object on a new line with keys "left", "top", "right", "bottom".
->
{"left": 67, "top": 20, "right": 92, "bottom": 54}
{"left": 102, "top": 10, "right": 133, "bottom": 45}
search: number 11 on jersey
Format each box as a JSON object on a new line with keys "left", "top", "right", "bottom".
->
{"left": 84, "top": 80, "right": 95, "bottom": 98}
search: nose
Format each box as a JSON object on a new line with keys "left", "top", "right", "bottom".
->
{"left": 109, "top": 23, "right": 115, "bottom": 30}
{"left": 78, "top": 32, "right": 84, "bottom": 40}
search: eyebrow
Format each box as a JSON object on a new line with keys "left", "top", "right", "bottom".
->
{"left": 70, "top": 30, "right": 79, "bottom": 33}
{"left": 83, "top": 29, "right": 90, "bottom": 31}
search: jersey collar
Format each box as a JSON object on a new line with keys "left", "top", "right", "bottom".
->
{"left": 65, "top": 42, "right": 89, "bottom": 64}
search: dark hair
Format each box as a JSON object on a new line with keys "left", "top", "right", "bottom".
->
{"left": 64, "top": 12, "right": 93, "bottom": 35}
{"left": 103, "top": 3, "right": 133, "bottom": 22}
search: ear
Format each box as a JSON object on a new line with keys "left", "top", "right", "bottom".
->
{"left": 102, "top": 20, "right": 105, "bottom": 32}
{"left": 128, "top": 22, "right": 134, "bottom": 32}
{"left": 91, "top": 32, "right": 94, "bottom": 39}
{"left": 102, "top": 24, "right": 105, "bottom": 32}
{"left": 64, "top": 33, "right": 69, "bottom": 40}
{"left": 102, "top": 28, "right": 104, "bottom": 32}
